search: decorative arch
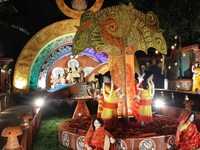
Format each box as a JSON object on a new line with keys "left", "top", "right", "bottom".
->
{"left": 13, "top": 19, "right": 80, "bottom": 91}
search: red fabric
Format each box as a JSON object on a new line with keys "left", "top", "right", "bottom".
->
{"left": 102, "top": 101, "right": 118, "bottom": 109}
{"left": 178, "top": 110, "right": 191, "bottom": 122}
{"left": 175, "top": 123, "right": 199, "bottom": 150}
{"left": 139, "top": 115, "right": 153, "bottom": 123}
{"left": 84, "top": 125, "right": 116, "bottom": 150}
{"left": 175, "top": 111, "right": 200, "bottom": 149}
{"left": 134, "top": 82, "right": 140, "bottom": 120}
{"left": 139, "top": 100, "right": 151, "bottom": 106}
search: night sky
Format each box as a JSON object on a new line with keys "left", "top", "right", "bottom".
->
{"left": 0, "top": 0, "right": 123, "bottom": 59}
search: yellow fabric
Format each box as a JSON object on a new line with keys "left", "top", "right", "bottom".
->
{"left": 138, "top": 89, "right": 153, "bottom": 121}
{"left": 101, "top": 84, "right": 118, "bottom": 120}
{"left": 182, "top": 124, "right": 188, "bottom": 131}
{"left": 192, "top": 74, "right": 200, "bottom": 91}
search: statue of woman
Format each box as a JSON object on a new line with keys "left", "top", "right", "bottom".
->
{"left": 175, "top": 111, "right": 200, "bottom": 150}
{"left": 84, "top": 118, "right": 116, "bottom": 150}
{"left": 134, "top": 71, "right": 154, "bottom": 125}
{"left": 95, "top": 71, "right": 126, "bottom": 125}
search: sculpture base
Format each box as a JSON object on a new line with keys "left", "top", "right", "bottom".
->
{"left": 59, "top": 115, "right": 178, "bottom": 150}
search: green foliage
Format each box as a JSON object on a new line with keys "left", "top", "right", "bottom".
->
{"left": 118, "top": 0, "right": 200, "bottom": 50}
{"left": 33, "top": 107, "right": 75, "bottom": 150}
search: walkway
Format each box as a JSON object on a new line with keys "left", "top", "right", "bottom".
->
{"left": 0, "top": 104, "right": 33, "bottom": 149}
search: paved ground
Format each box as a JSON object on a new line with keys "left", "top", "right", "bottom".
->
{"left": 0, "top": 104, "right": 33, "bottom": 149}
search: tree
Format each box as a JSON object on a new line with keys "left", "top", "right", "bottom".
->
{"left": 0, "top": 0, "right": 29, "bottom": 35}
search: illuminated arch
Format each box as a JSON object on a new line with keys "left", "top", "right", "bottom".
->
{"left": 13, "top": 19, "right": 80, "bottom": 91}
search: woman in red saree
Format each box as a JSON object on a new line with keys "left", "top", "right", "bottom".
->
{"left": 84, "top": 118, "right": 116, "bottom": 150}
{"left": 175, "top": 111, "right": 200, "bottom": 150}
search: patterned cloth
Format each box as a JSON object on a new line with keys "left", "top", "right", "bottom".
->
{"left": 97, "top": 83, "right": 119, "bottom": 125}
{"left": 84, "top": 125, "right": 116, "bottom": 150}
{"left": 137, "top": 81, "right": 153, "bottom": 123}
{"left": 175, "top": 111, "right": 200, "bottom": 150}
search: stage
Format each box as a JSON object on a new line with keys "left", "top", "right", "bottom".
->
{"left": 58, "top": 114, "right": 178, "bottom": 150}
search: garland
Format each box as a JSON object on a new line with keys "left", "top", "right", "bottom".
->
{"left": 102, "top": 81, "right": 114, "bottom": 99}
{"left": 148, "top": 80, "right": 155, "bottom": 97}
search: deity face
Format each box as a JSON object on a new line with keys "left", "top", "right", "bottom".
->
{"left": 94, "top": 119, "right": 102, "bottom": 130}
{"left": 71, "top": 61, "right": 75, "bottom": 66}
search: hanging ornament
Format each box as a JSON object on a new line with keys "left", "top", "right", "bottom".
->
{"left": 71, "top": 0, "right": 88, "bottom": 11}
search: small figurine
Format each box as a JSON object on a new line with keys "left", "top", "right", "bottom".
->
{"left": 175, "top": 111, "right": 200, "bottom": 150}
{"left": 192, "top": 62, "right": 200, "bottom": 92}
{"left": 84, "top": 118, "right": 116, "bottom": 150}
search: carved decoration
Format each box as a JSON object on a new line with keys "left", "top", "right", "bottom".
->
{"left": 56, "top": 0, "right": 104, "bottom": 19}
{"left": 72, "top": 3, "right": 167, "bottom": 56}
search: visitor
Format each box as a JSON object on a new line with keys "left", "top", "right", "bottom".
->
{"left": 3, "top": 79, "right": 12, "bottom": 94}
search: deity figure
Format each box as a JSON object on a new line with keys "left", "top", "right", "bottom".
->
{"left": 95, "top": 71, "right": 126, "bottom": 125}
{"left": 84, "top": 118, "right": 116, "bottom": 150}
{"left": 134, "top": 71, "right": 154, "bottom": 125}
{"left": 192, "top": 62, "right": 200, "bottom": 92}
{"left": 66, "top": 59, "right": 80, "bottom": 84}
{"left": 50, "top": 72, "right": 58, "bottom": 88}
{"left": 59, "top": 69, "right": 66, "bottom": 85}
{"left": 175, "top": 111, "right": 200, "bottom": 150}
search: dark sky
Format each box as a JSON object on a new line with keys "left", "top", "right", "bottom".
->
{"left": 0, "top": 0, "right": 123, "bottom": 59}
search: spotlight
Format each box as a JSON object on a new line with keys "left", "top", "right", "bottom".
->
{"left": 35, "top": 98, "right": 44, "bottom": 107}
{"left": 155, "top": 99, "right": 164, "bottom": 108}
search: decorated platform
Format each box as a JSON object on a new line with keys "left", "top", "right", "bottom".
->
{"left": 59, "top": 115, "right": 178, "bottom": 150}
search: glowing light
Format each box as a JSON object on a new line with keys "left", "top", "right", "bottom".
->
{"left": 155, "top": 50, "right": 158, "bottom": 54}
{"left": 155, "top": 99, "right": 164, "bottom": 108}
{"left": 70, "top": 55, "right": 74, "bottom": 58}
{"left": 35, "top": 99, "right": 44, "bottom": 107}
{"left": 174, "top": 61, "right": 178, "bottom": 66}
{"left": 175, "top": 35, "right": 178, "bottom": 39}
{"left": 182, "top": 52, "right": 186, "bottom": 58}
{"left": 75, "top": 55, "right": 79, "bottom": 59}
{"left": 15, "top": 80, "right": 26, "bottom": 89}
{"left": 168, "top": 65, "right": 171, "bottom": 69}
{"left": 171, "top": 45, "right": 175, "bottom": 50}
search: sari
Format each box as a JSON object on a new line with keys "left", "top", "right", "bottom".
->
{"left": 97, "top": 83, "right": 119, "bottom": 125}
{"left": 137, "top": 81, "right": 153, "bottom": 123}
{"left": 84, "top": 125, "right": 116, "bottom": 150}
{"left": 175, "top": 111, "right": 200, "bottom": 149}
